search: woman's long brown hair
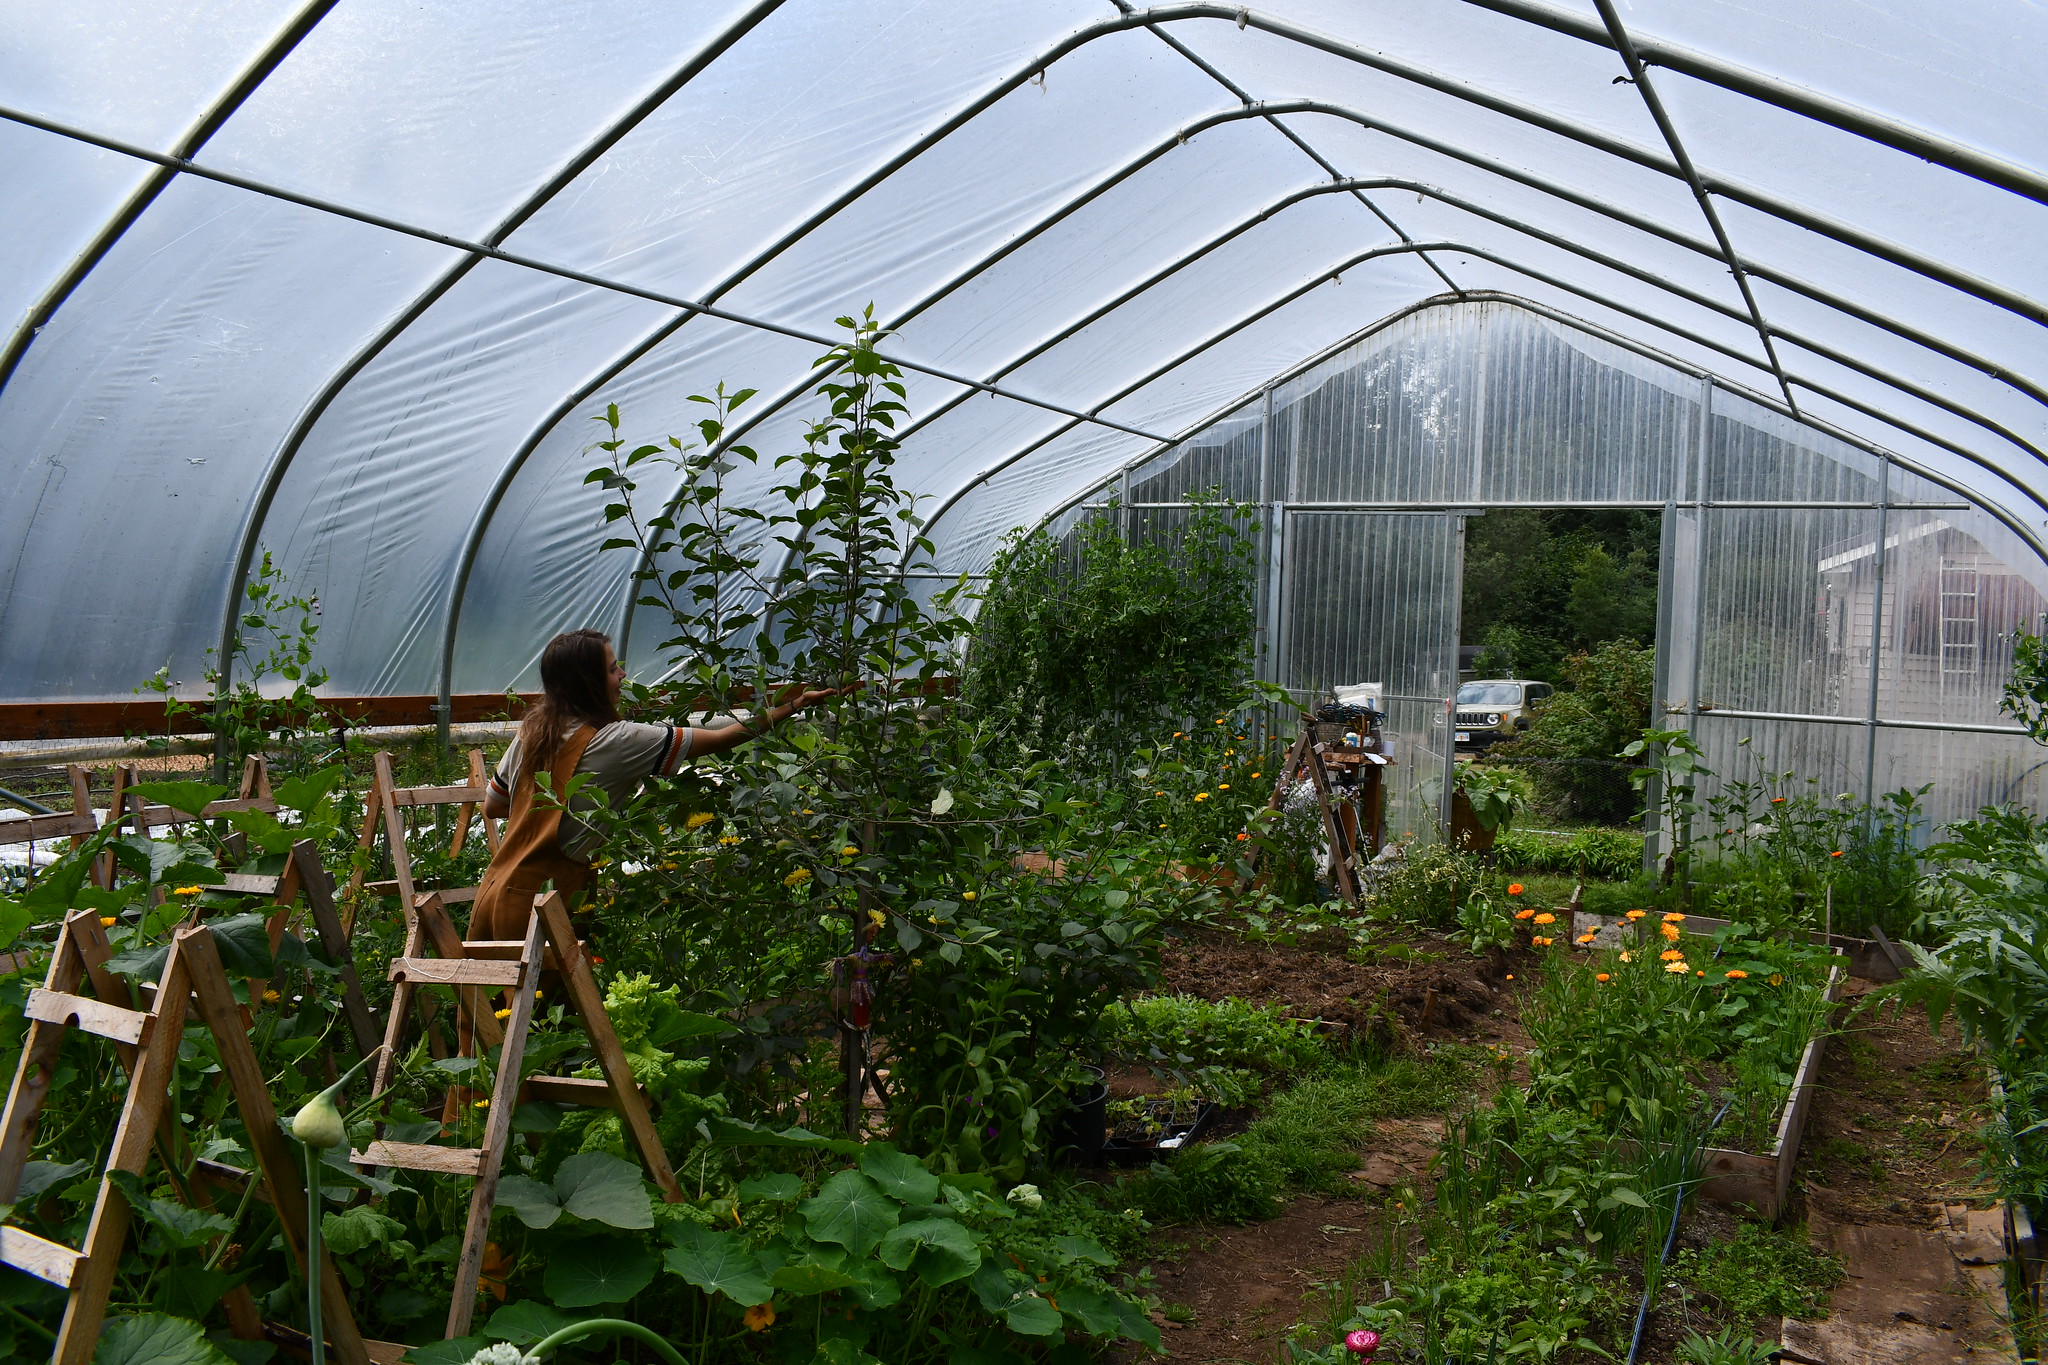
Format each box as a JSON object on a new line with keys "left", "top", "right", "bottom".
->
{"left": 517, "top": 629, "right": 620, "bottom": 772}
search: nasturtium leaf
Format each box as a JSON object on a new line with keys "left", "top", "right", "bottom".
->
{"left": 800, "top": 1170, "right": 898, "bottom": 1256}
{"left": 739, "top": 1173, "right": 802, "bottom": 1203}
{"left": 814, "top": 1340, "right": 883, "bottom": 1365}
{"left": 430, "top": 1056, "right": 481, "bottom": 1075}
{"left": 859, "top": 1145, "right": 939, "bottom": 1206}
{"left": 1002, "top": 1294, "right": 1063, "bottom": 1337}
{"left": 273, "top": 765, "right": 344, "bottom": 814}
{"left": 209, "top": 1335, "right": 278, "bottom": 1365}
{"left": 553, "top": 1152, "right": 652, "bottom": 1229}
{"left": 512, "top": 1101, "right": 562, "bottom": 1133}
{"left": 876, "top": 1217, "right": 981, "bottom": 1286}
{"left": 493, "top": 1174, "right": 562, "bottom": 1229}
{"left": 542, "top": 1235, "right": 656, "bottom": 1306}
{"left": 662, "top": 1225, "right": 773, "bottom": 1305}
{"left": 1049, "top": 1234, "right": 1113, "bottom": 1266}
{"left": 770, "top": 1262, "right": 861, "bottom": 1295}
{"left": 376, "top": 1286, "right": 435, "bottom": 1323}
{"left": 92, "top": 1313, "right": 234, "bottom": 1365}
{"left": 127, "top": 782, "right": 231, "bottom": 821}
{"left": 971, "top": 1262, "right": 1028, "bottom": 1315}
{"left": 1054, "top": 1285, "right": 1124, "bottom": 1337}
{"left": 401, "top": 1336, "right": 491, "bottom": 1365}
{"left": 1114, "top": 1296, "right": 1163, "bottom": 1350}
{"left": 483, "top": 1299, "right": 588, "bottom": 1345}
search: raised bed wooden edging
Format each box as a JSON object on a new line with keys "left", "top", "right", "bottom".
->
{"left": 1689, "top": 966, "right": 1843, "bottom": 1219}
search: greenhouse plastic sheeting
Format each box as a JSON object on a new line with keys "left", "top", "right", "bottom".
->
{"left": 0, "top": 0, "right": 2042, "bottom": 712}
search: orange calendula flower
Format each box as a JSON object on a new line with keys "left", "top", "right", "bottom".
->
{"left": 480, "top": 1243, "right": 513, "bottom": 1302}
{"left": 744, "top": 1302, "right": 776, "bottom": 1332}
{"left": 1660, "top": 923, "right": 1682, "bottom": 941}
{"left": 1696, "top": 970, "right": 1706, "bottom": 977}
{"left": 1624, "top": 909, "right": 1647, "bottom": 920}
{"left": 1532, "top": 936, "right": 1553, "bottom": 947}
{"left": 1514, "top": 908, "right": 1535, "bottom": 920}
{"left": 1665, "top": 961, "right": 1690, "bottom": 974}
{"left": 1505, "top": 974, "right": 1514, "bottom": 981}
{"left": 1725, "top": 969, "right": 1749, "bottom": 979}
{"left": 99, "top": 916, "right": 118, "bottom": 927}
{"left": 1194, "top": 792, "right": 1211, "bottom": 802}
{"left": 1662, "top": 912, "right": 1686, "bottom": 923}
{"left": 1236, "top": 831, "right": 1250, "bottom": 841}
{"left": 1507, "top": 884, "right": 1524, "bottom": 896}
{"left": 1618, "top": 951, "right": 1633, "bottom": 963}
{"left": 1595, "top": 973, "right": 1611, "bottom": 982}
{"left": 1770, "top": 796, "right": 1786, "bottom": 804}
{"left": 1533, "top": 913, "right": 1555, "bottom": 925}
{"left": 1576, "top": 932, "right": 1597, "bottom": 944}
{"left": 1660, "top": 949, "right": 1685, "bottom": 962}
{"left": 1830, "top": 850, "right": 1844, "bottom": 858}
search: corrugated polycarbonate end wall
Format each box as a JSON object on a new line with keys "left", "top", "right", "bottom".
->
{"left": 1057, "top": 300, "right": 2048, "bottom": 841}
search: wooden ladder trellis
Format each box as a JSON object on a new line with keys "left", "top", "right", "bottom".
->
{"left": 345, "top": 749, "right": 499, "bottom": 929}
{"left": 97, "top": 755, "right": 279, "bottom": 889}
{"left": 1240, "top": 721, "right": 1363, "bottom": 905}
{"left": 198, "top": 837, "right": 382, "bottom": 1063}
{"left": 354, "top": 890, "right": 682, "bottom": 1339}
{"left": 0, "top": 912, "right": 371, "bottom": 1365}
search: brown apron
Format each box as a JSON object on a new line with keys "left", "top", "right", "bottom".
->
{"left": 471, "top": 723, "right": 598, "bottom": 941}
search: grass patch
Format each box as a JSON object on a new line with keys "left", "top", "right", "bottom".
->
{"left": 1670, "top": 1221, "right": 1844, "bottom": 1327}
{"left": 1120, "top": 1049, "right": 1473, "bottom": 1224}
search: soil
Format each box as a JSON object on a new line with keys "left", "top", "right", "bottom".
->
{"left": 1121, "top": 926, "right": 2013, "bottom": 1364}
{"left": 1157, "top": 924, "right": 1515, "bottom": 1042}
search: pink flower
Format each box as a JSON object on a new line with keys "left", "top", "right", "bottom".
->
{"left": 1345, "top": 1330, "right": 1382, "bottom": 1357}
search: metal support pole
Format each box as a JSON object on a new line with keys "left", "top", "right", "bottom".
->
{"left": 1440, "top": 515, "right": 1469, "bottom": 837}
{"left": 1863, "top": 458, "right": 1892, "bottom": 810}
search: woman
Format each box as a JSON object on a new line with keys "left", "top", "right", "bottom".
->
{"left": 472, "top": 628, "right": 832, "bottom": 940}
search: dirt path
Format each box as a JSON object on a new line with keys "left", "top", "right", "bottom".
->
{"left": 1775, "top": 986, "right": 2014, "bottom": 1363}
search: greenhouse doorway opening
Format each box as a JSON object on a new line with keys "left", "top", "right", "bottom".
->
{"left": 1456, "top": 507, "right": 1661, "bottom": 833}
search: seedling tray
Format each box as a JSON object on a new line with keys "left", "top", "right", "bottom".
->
{"left": 1100, "top": 1099, "right": 1218, "bottom": 1165}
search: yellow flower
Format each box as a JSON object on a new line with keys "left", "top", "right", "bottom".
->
{"left": 474, "top": 1098, "right": 490, "bottom": 1108}
{"left": 744, "top": 1302, "right": 775, "bottom": 1331}
{"left": 962, "top": 891, "right": 977, "bottom": 902}
{"left": 841, "top": 845, "right": 860, "bottom": 857}
{"left": 262, "top": 989, "right": 281, "bottom": 1003}
{"left": 1660, "top": 949, "right": 1685, "bottom": 962}
{"left": 1533, "top": 913, "right": 1555, "bottom": 925}
{"left": 911, "top": 958, "right": 922, "bottom": 968}
{"left": 533, "top": 990, "right": 543, "bottom": 1000}
{"left": 1217, "top": 783, "right": 1230, "bottom": 791}
{"left": 99, "top": 916, "right": 117, "bottom": 927}
{"left": 1769, "top": 973, "right": 1783, "bottom": 986}
{"left": 1664, "top": 961, "right": 1689, "bottom": 974}
{"left": 661, "top": 861, "right": 678, "bottom": 871}
{"left": 868, "top": 909, "right": 886, "bottom": 928}
{"left": 1618, "top": 951, "right": 1632, "bottom": 963}
{"left": 172, "top": 885, "right": 202, "bottom": 897}
{"left": 1576, "top": 932, "right": 1597, "bottom": 944}
{"left": 686, "top": 811, "right": 715, "bottom": 829}
{"left": 1662, "top": 912, "right": 1687, "bottom": 923}
{"left": 1725, "top": 969, "right": 1749, "bottom": 980}
{"left": 494, "top": 1008, "right": 511, "bottom": 1020}
{"left": 783, "top": 868, "right": 812, "bottom": 887}
{"left": 1214, "top": 718, "right": 1225, "bottom": 725}
{"left": 1194, "top": 792, "right": 1210, "bottom": 801}
{"left": 1225, "top": 749, "right": 1235, "bottom": 756}
{"left": 1659, "top": 923, "right": 1681, "bottom": 941}
{"left": 1624, "top": 909, "right": 1647, "bottom": 921}
{"left": 719, "top": 834, "right": 742, "bottom": 845}
{"left": 1250, "top": 772, "right": 1260, "bottom": 779}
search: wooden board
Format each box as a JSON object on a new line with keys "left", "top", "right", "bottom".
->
{"left": 0, "top": 1225, "right": 83, "bottom": 1287}
{"left": 0, "top": 694, "right": 536, "bottom": 743}
{"left": 23, "top": 990, "right": 151, "bottom": 1044}
{"left": 388, "top": 958, "right": 523, "bottom": 987}
{"left": 352, "top": 1142, "right": 486, "bottom": 1177}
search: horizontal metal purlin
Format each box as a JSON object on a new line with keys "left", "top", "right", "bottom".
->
{"left": 1084, "top": 500, "right": 1969, "bottom": 511}
{"left": 0, "top": 103, "right": 1174, "bottom": 450}
{"left": 1683, "top": 707, "right": 2030, "bottom": 739}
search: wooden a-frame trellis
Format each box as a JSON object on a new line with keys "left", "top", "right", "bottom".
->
{"left": 0, "top": 911, "right": 371, "bottom": 1365}
{"left": 345, "top": 749, "right": 499, "bottom": 928}
{"left": 354, "top": 889, "right": 682, "bottom": 1339}
{"left": 1238, "top": 720, "right": 1364, "bottom": 906}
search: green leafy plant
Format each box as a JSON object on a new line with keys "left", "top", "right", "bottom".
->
{"left": 964, "top": 493, "right": 1262, "bottom": 770}
{"left": 1669, "top": 1221, "right": 1844, "bottom": 1327}
{"left": 1453, "top": 764, "right": 1531, "bottom": 833}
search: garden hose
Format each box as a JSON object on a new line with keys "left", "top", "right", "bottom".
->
{"left": 1624, "top": 1100, "right": 1731, "bottom": 1365}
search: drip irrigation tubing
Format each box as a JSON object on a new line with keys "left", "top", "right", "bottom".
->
{"left": 1625, "top": 1099, "right": 1734, "bottom": 1365}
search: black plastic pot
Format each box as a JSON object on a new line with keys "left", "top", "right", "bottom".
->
{"left": 1050, "top": 1066, "right": 1109, "bottom": 1168}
